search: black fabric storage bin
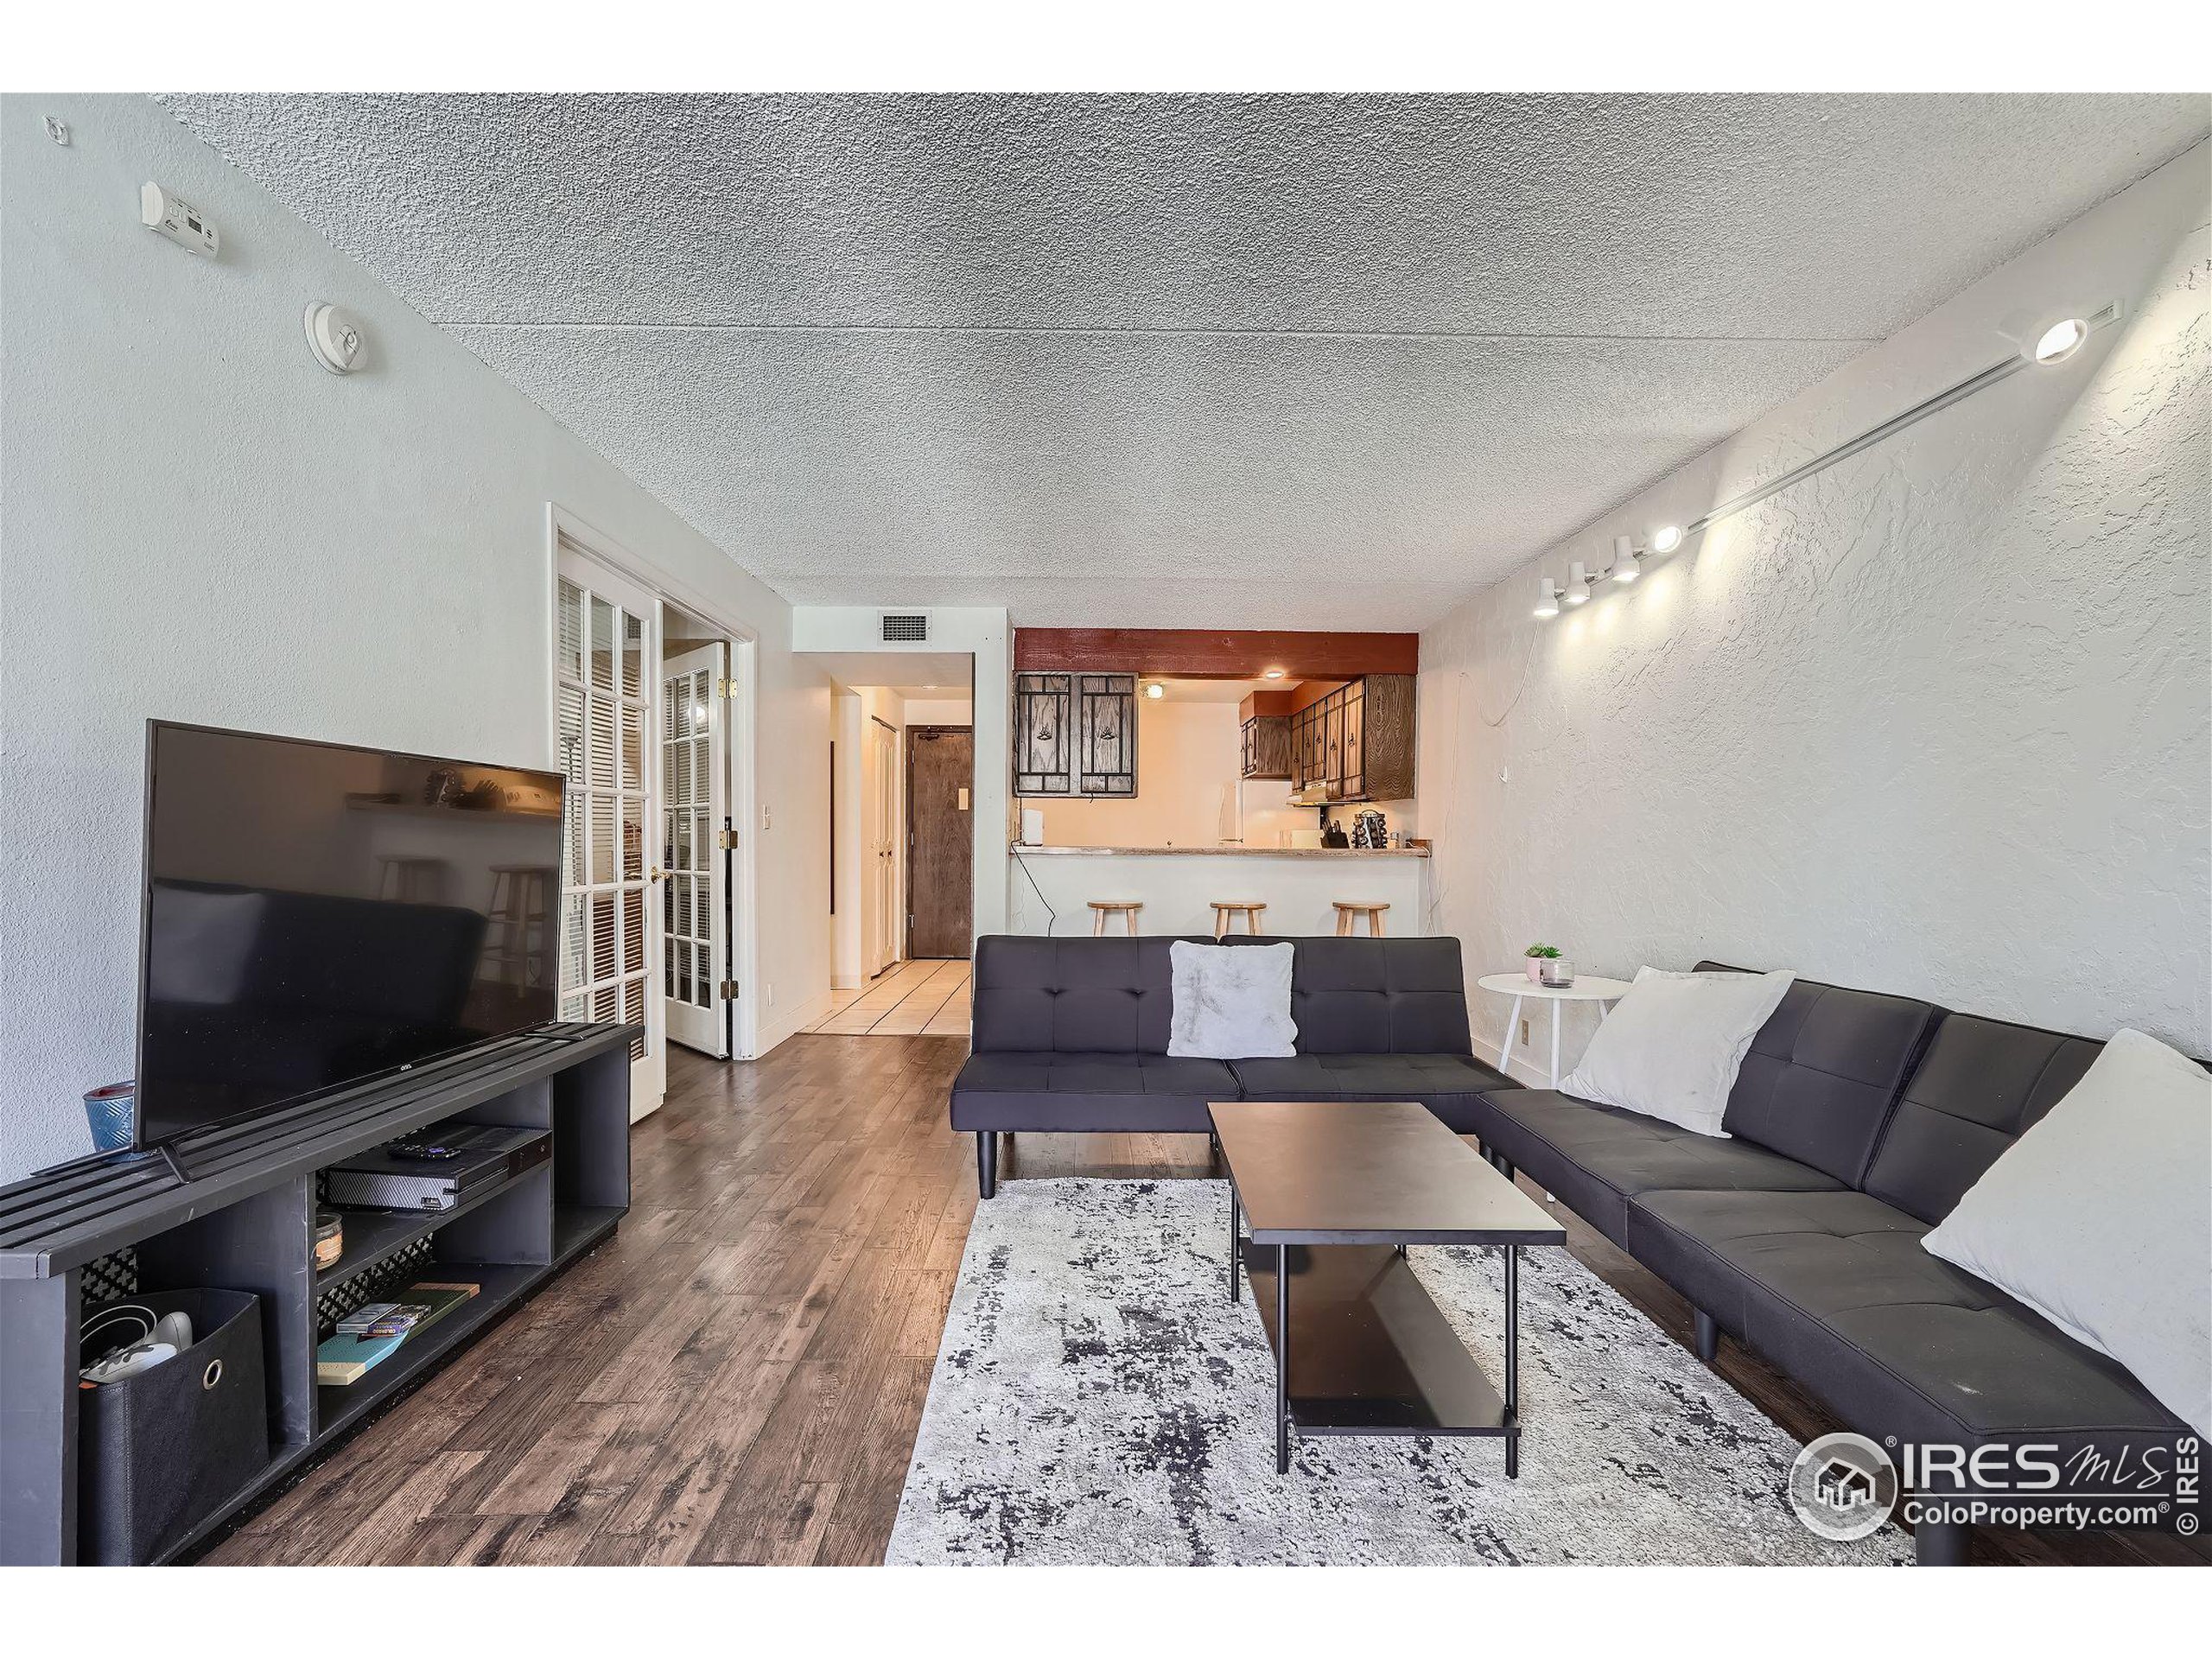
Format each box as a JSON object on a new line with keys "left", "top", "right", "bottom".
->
{"left": 77, "top": 1288, "right": 271, "bottom": 1564}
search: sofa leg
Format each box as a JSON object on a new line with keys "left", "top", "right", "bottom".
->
{"left": 1496, "top": 1157, "right": 1516, "bottom": 1184}
{"left": 976, "top": 1131, "right": 997, "bottom": 1199}
{"left": 1694, "top": 1308, "right": 1719, "bottom": 1364}
{"left": 1913, "top": 1518, "right": 1969, "bottom": 1567}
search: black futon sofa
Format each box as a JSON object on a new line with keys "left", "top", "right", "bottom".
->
{"left": 951, "top": 933, "right": 1516, "bottom": 1198}
{"left": 1465, "top": 963, "right": 2197, "bottom": 1566}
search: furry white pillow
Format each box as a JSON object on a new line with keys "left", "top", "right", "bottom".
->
{"left": 1560, "top": 965, "right": 1796, "bottom": 1136}
{"left": 1166, "top": 941, "right": 1298, "bottom": 1059}
{"left": 1922, "top": 1027, "right": 2210, "bottom": 1436}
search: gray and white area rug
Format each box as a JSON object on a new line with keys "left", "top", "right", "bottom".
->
{"left": 887, "top": 1179, "right": 1911, "bottom": 1565}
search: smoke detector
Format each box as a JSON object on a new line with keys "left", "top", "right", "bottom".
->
{"left": 304, "top": 302, "right": 367, "bottom": 375}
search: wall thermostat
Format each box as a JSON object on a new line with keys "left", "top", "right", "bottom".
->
{"left": 139, "top": 182, "right": 219, "bottom": 257}
{"left": 303, "top": 302, "right": 368, "bottom": 375}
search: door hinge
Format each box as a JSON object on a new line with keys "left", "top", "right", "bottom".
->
{"left": 719, "top": 827, "right": 739, "bottom": 850}
{"left": 720, "top": 978, "right": 739, "bottom": 1000}
{"left": 716, "top": 677, "right": 740, "bottom": 698}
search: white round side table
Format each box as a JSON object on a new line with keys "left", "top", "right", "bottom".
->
{"left": 1475, "top": 972, "right": 1637, "bottom": 1090}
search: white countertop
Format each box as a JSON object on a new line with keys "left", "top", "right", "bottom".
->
{"left": 1012, "top": 843, "right": 1429, "bottom": 859}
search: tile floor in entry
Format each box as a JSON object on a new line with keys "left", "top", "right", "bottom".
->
{"left": 808, "top": 958, "right": 972, "bottom": 1036}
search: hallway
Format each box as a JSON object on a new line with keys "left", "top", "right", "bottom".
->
{"left": 806, "top": 958, "right": 971, "bottom": 1036}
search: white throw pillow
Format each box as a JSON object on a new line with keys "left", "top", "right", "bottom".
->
{"left": 1560, "top": 965, "right": 1796, "bottom": 1136}
{"left": 1166, "top": 941, "right": 1298, "bottom": 1060}
{"left": 1921, "top": 1027, "right": 2210, "bottom": 1436}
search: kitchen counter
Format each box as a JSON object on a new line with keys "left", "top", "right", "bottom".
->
{"left": 1008, "top": 842, "right": 1432, "bottom": 936}
{"left": 1013, "top": 843, "right": 1427, "bottom": 858}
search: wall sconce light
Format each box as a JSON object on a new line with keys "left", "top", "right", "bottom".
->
{"left": 1565, "top": 561, "right": 1592, "bottom": 604}
{"left": 1611, "top": 534, "right": 1643, "bottom": 582}
{"left": 2030, "top": 317, "right": 2088, "bottom": 365}
{"left": 1534, "top": 578, "right": 1560, "bottom": 619}
{"left": 1143, "top": 680, "right": 1166, "bottom": 700}
{"left": 1651, "top": 524, "right": 1683, "bottom": 554}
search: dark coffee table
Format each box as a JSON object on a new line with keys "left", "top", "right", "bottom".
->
{"left": 1209, "top": 1100, "right": 1567, "bottom": 1476}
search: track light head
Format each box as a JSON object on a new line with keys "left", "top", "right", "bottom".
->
{"left": 1612, "top": 534, "right": 1642, "bottom": 582}
{"left": 1651, "top": 524, "right": 1683, "bottom": 554}
{"left": 1566, "top": 561, "right": 1591, "bottom": 603}
{"left": 1534, "top": 578, "right": 1560, "bottom": 620}
{"left": 2031, "top": 318, "right": 2088, "bottom": 365}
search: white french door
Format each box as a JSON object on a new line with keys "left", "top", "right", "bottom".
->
{"left": 555, "top": 549, "right": 665, "bottom": 1120}
{"left": 660, "top": 640, "right": 733, "bottom": 1058}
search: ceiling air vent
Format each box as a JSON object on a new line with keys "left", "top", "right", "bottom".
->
{"left": 880, "top": 612, "right": 930, "bottom": 643}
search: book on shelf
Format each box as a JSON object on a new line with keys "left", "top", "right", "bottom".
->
{"left": 316, "top": 1281, "right": 481, "bottom": 1385}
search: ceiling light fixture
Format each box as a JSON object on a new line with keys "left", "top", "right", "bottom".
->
{"left": 1144, "top": 681, "right": 1166, "bottom": 700}
{"left": 1262, "top": 667, "right": 1286, "bottom": 679}
{"left": 1534, "top": 578, "right": 1560, "bottom": 620}
{"left": 1565, "top": 561, "right": 1591, "bottom": 604}
{"left": 2030, "top": 317, "right": 2088, "bottom": 365}
{"left": 1651, "top": 524, "right": 1683, "bottom": 554}
{"left": 1611, "top": 534, "right": 1642, "bottom": 582}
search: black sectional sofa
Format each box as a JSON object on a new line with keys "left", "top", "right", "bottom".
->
{"left": 1466, "top": 963, "right": 2196, "bottom": 1566}
{"left": 951, "top": 933, "right": 1516, "bottom": 1198}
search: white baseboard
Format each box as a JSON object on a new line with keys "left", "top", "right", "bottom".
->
{"left": 754, "top": 989, "right": 833, "bottom": 1056}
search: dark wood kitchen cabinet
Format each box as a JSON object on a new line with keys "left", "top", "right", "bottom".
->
{"left": 1014, "top": 671, "right": 1138, "bottom": 797}
{"left": 1237, "top": 689, "right": 1295, "bottom": 780}
{"left": 1288, "top": 673, "right": 1414, "bottom": 801}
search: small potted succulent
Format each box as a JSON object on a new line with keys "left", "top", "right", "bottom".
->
{"left": 1524, "top": 943, "right": 1561, "bottom": 982}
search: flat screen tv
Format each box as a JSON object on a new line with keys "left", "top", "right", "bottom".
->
{"left": 137, "top": 721, "right": 566, "bottom": 1149}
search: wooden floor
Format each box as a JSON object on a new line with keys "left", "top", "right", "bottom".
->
{"left": 202, "top": 1035, "right": 2202, "bottom": 1567}
{"left": 807, "top": 959, "right": 971, "bottom": 1036}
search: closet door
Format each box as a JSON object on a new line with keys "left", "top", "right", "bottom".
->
{"left": 555, "top": 551, "right": 665, "bottom": 1120}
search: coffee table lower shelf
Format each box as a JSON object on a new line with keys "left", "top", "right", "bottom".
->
{"left": 1240, "top": 1241, "right": 1520, "bottom": 1475}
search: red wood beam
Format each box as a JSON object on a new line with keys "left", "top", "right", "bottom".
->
{"left": 1012, "top": 628, "right": 1418, "bottom": 678}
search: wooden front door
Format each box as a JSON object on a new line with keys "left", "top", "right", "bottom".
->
{"left": 906, "top": 726, "right": 974, "bottom": 959}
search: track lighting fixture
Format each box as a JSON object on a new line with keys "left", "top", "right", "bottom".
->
{"left": 1529, "top": 300, "right": 2113, "bottom": 633}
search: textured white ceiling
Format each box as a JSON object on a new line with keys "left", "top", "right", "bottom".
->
{"left": 162, "top": 93, "right": 2208, "bottom": 628}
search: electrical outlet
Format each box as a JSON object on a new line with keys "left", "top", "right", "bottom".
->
{"left": 1520, "top": 1017, "right": 1531, "bottom": 1046}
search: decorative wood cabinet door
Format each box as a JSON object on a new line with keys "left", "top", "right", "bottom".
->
{"left": 1076, "top": 675, "right": 1137, "bottom": 796}
{"left": 1013, "top": 672, "right": 1073, "bottom": 796}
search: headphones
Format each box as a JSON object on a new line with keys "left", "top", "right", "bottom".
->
{"left": 80, "top": 1303, "right": 196, "bottom": 1385}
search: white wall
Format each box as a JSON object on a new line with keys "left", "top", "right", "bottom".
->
{"left": 0, "top": 95, "right": 834, "bottom": 1179}
{"left": 1417, "top": 143, "right": 2210, "bottom": 1082}
{"left": 1033, "top": 701, "right": 1247, "bottom": 847}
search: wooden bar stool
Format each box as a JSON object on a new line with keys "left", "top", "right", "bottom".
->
{"left": 1088, "top": 900, "right": 1143, "bottom": 937}
{"left": 1211, "top": 901, "right": 1267, "bottom": 938}
{"left": 1332, "top": 901, "right": 1389, "bottom": 938}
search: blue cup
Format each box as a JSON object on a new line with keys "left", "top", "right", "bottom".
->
{"left": 83, "top": 1082, "right": 135, "bottom": 1154}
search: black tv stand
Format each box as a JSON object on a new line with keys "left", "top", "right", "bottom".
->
{"left": 0, "top": 1022, "right": 633, "bottom": 1565}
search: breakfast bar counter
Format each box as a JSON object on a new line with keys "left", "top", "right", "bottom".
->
{"left": 1007, "top": 843, "right": 1431, "bottom": 937}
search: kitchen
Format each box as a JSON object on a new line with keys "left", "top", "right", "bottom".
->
{"left": 1007, "top": 630, "right": 1429, "bottom": 938}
